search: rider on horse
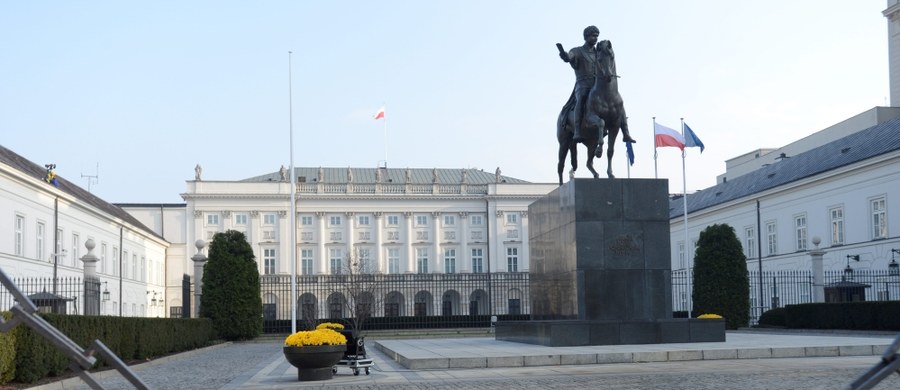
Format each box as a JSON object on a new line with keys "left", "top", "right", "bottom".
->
{"left": 560, "top": 26, "right": 636, "bottom": 144}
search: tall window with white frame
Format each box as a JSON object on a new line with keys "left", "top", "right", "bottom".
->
{"left": 830, "top": 206, "right": 844, "bottom": 246}
{"left": 745, "top": 227, "right": 756, "bottom": 259}
{"left": 506, "top": 247, "right": 518, "bottom": 272}
{"left": 416, "top": 248, "right": 429, "bottom": 274}
{"left": 112, "top": 247, "right": 119, "bottom": 276}
{"left": 14, "top": 215, "right": 24, "bottom": 257}
{"left": 300, "top": 249, "right": 313, "bottom": 275}
{"left": 387, "top": 248, "right": 400, "bottom": 274}
{"left": 264, "top": 213, "right": 277, "bottom": 225}
{"left": 206, "top": 213, "right": 219, "bottom": 226}
{"left": 357, "top": 248, "right": 372, "bottom": 272}
{"left": 506, "top": 213, "right": 518, "bottom": 225}
{"left": 358, "top": 215, "right": 370, "bottom": 226}
{"left": 329, "top": 215, "right": 342, "bottom": 227}
{"left": 100, "top": 243, "right": 107, "bottom": 274}
{"left": 263, "top": 248, "right": 276, "bottom": 275}
{"left": 300, "top": 215, "right": 313, "bottom": 226}
{"left": 766, "top": 221, "right": 777, "bottom": 256}
{"left": 444, "top": 248, "right": 456, "bottom": 273}
{"left": 36, "top": 221, "right": 45, "bottom": 261}
{"left": 677, "top": 242, "right": 685, "bottom": 269}
{"left": 443, "top": 215, "right": 455, "bottom": 226}
{"left": 415, "top": 215, "right": 428, "bottom": 227}
{"left": 794, "top": 214, "right": 807, "bottom": 251}
{"left": 72, "top": 233, "right": 80, "bottom": 267}
{"left": 329, "top": 248, "right": 342, "bottom": 274}
{"left": 871, "top": 197, "right": 887, "bottom": 239}
{"left": 471, "top": 248, "right": 483, "bottom": 273}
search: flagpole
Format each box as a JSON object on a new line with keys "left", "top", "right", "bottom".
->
{"left": 288, "top": 51, "right": 298, "bottom": 334}
{"left": 680, "top": 117, "right": 690, "bottom": 315}
{"left": 652, "top": 117, "right": 658, "bottom": 179}
{"left": 383, "top": 103, "right": 388, "bottom": 168}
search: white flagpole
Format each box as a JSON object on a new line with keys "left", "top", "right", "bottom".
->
{"left": 653, "top": 117, "right": 658, "bottom": 179}
{"left": 383, "top": 104, "right": 388, "bottom": 168}
{"left": 288, "top": 51, "right": 298, "bottom": 334}
{"left": 680, "top": 117, "right": 690, "bottom": 314}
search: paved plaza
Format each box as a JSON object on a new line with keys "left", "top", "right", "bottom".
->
{"left": 32, "top": 331, "right": 900, "bottom": 389}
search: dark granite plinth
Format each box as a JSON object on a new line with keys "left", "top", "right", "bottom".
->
{"left": 499, "top": 179, "right": 725, "bottom": 346}
{"left": 495, "top": 319, "right": 726, "bottom": 346}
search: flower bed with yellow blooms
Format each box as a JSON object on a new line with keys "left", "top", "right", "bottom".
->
{"left": 284, "top": 323, "right": 347, "bottom": 347}
{"left": 697, "top": 313, "right": 723, "bottom": 319}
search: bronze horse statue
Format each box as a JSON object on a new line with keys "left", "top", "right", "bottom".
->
{"left": 557, "top": 40, "right": 633, "bottom": 185}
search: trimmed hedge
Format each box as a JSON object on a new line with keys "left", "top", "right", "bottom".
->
{"left": 784, "top": 302, "right": 900, "bottom": 330}
{"left": 0, "top": 312, "right": 15, "bottom": 385}
{"left": 11, "top": 314, "right": 215, "bottom": 383}
{"left": 757, "top": 307, "right": 786, "bottom": 327}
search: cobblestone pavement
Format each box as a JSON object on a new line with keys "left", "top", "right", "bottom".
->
{"left": 39, "top": 340, "right": 900, "bottom": 390}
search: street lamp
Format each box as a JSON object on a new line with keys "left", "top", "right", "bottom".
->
{"left": 844, "top": 254, "right": 860, "bottom": 282}
{"left": 102, "top": 281, "right": 110, "bottom": 301}
{"left": 890, "top": 249, "right": 900, "bottom": 277}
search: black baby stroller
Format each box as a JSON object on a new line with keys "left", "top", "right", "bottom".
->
{"left": 332, "top": 330, "right": 373, "bottom": 376}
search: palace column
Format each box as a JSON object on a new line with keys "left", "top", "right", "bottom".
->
{"left": 432, "top": 212, "right": 441, "bottom": 273}
{"left": 374, "top": 212, "right": 384, "bottom": 273}
{"left": 404, "top": 212, "right": 414, "bottom": 273}
{"left": 316, "top": 212, "right": 326, "bottom": 274}
{"left": 345, "top": 212, "right": 355, "bottom": 260}
{"left": 459, "top": 212, "right": 469, "bottom": 272}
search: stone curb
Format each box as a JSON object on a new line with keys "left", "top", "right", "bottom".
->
{"left": 373, "top": 341, "right": 892, "bottom": 370}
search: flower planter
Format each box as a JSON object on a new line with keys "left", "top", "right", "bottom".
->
{"left": 283, "top": 344, "right": 347, "bottom": 381}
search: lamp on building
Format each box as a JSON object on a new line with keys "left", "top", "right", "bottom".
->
{"left": 147, "top": 291, "right": 158, "bottom": 307}
{"left": 843, "top": 254, "right": 860, "bottom": 281}
{"left": 889, "top": 249, "right": 900, "bottom": 277}
{"left": 102, "top": 281, "right": 110, "bottom": 302}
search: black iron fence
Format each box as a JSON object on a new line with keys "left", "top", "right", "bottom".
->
{"left": 673, "top": 269, "right": 900, "bottom": 324}
{"left": 260, "top": 272, "right": 530, "bottom": 334}
{"left": 0, "top": 276, "right": 100, "bottom": 315}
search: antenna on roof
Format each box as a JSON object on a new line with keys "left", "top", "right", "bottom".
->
{"left": 81, "top": 163, "right": 99, "bottom": 193}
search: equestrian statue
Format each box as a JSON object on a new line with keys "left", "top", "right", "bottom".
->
{"left": 557, "top": 26, "right": 635, "bottom": 186}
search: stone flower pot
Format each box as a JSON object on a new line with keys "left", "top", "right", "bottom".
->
{"left": 282, "top": 344, "right": 347, "bottom": 381}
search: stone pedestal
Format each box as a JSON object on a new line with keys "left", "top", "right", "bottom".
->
{"left": 495, "top": 179, "right": 725, "bottom": 346}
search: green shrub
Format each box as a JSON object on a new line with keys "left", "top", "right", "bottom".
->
{"left": 200, "top": 230, "right": 262, "bottom": 340}
{"left": 0, "top": 312, "right": 16, "bottom": 384}
{"left": 692, "top": 224, "right": 750, "bottom": 330}
{"left": 757, "top": 307, "right": 786, "bottom": 327}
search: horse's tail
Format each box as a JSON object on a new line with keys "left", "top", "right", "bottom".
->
{"left": 557, "top": 86, "right": 577, "bottom": 138}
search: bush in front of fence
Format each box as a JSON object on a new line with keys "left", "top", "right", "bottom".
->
{"left": 10, "top": 314, "right": 215, "bottom": 384}
{"left": 757, "top": 307, "right": 786, "bottom": 327}
{"left": 784, "top": 302, "right": 900, "bottom": 330}
{"left": 263, "top": 314, "right": 530, "bottom": 334}
{"left": 692, "top": 224, "right": 750, "bottom": 330}
{"left": 0, "top": 312, "right": 15, "bottom": 385}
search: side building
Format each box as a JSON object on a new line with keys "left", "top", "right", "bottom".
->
{"left": 0, "top": 145, "right": 169, "bottom": 317}
{"left": 669, "top": 108, "right": 900, "bottom": 317}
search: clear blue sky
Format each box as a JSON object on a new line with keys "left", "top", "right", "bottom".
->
{"left": 0, "top": 1, "right": 889, "bottom": 203}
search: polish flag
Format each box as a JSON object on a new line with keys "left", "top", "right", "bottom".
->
{"left": 374, "top": 106, "right": 385, "bottom": 120}
{"left": 654, "top": 123, "right": 685, "bottom": 149}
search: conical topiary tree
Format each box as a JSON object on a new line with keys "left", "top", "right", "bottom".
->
{"left": 692, "top": 223, "right": 750, "bottom": 329}
{"left": 200, "top": 230, "right": 262, "bottom": 340}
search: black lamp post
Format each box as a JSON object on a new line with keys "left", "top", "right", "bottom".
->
{"left": 889, "top": 249, "right": 900, "bottom": 277}
{"left": 844, "top": 254, "right": 860, "bottom": 282}
{"left": 102, "top": 281, "right": 110, "bottom": 302}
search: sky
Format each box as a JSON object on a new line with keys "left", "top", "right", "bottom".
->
{"left": 0, "top": 1, "right": 891, "bottom": 203}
